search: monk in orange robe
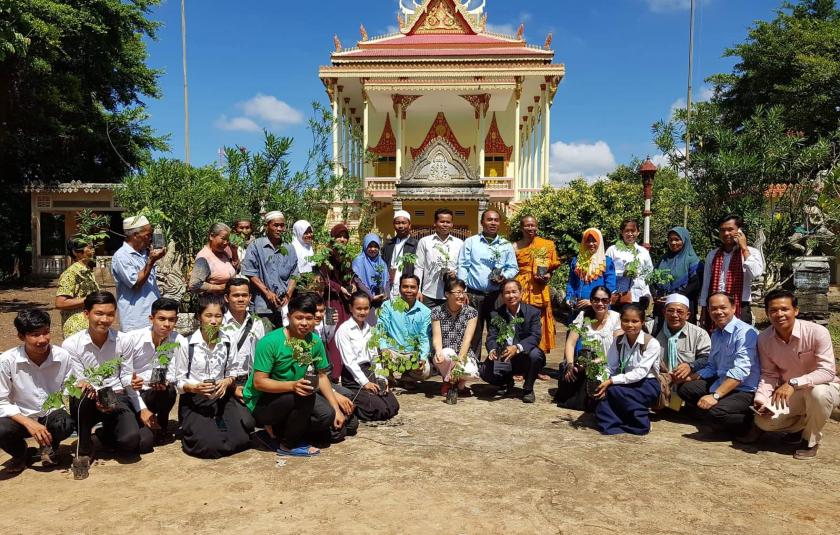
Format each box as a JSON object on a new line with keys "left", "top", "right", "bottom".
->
{"left": 514, "top": 215, "right": 561, "bottom": 353}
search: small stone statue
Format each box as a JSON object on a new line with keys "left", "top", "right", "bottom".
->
{"left": 788, "top": 194, "right": 835, "bottom": 255}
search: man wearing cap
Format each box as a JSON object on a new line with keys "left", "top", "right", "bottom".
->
{"left": 382, "top": 210, "right": 418, "bottom": 300}
{"left": 111, "top": 215, "right": 165, "bottom": 331}
{"left": 647, "top": 294, "right": 711, "bottom": 410}
{"left": 241, "top": 211, "right": 299, "bottom": 327}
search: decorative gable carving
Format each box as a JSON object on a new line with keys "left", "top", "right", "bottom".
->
{"left": 410, "top": 112, "right": 470, "bottom": 161}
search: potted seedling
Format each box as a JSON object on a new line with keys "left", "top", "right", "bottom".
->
{"left": 288, "top": 337, "right": 320, "bottom": 393}
{"left": 489, "top": 245, "right": 504, "bottom": 282}
{"left": 645, "top": 268, "right": 675, "bottom": 298}
{"left": 532, "top": 247, "right": 550, "bottom": 278}
{"left": 433, "top": 244, "right": 455, "bottom": 279}
{"left": 396, "top": 252, "right": 417, "bottom": 272}
{"left": 368, "top": 326, "right": 423, "bottom": 381}
{"left": 40, "top": 374, "right": 82, "bottom": 466}
{"left": 332, "top": 240, "right": 361, "bottom": 293}
{"left": 83, "top": 357, "right": 124, "bottom": 410}
{"left": 371, "top": 263, "right": 386, "bottom": 296}
{"left": 490, "top": 314, "right": 524, "bottom": 375}
{"left": 150, "top": 342, "right": 179, "bottom": 387}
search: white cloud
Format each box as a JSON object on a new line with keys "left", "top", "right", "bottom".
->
{"left": 486, "top": 12, "right": 531, "bottom": 37}
{"left": 214, "top": 93, "right": 303, "bottom": 133}
{"left": 549, "top": 140, "right": 617, "bottom": 185}
{"left": 239, "top": 94, "right": 303, "bottom": 126}
{"left": 214, "top": 115, "right": 261, "bottom": 133}
{"left": 668, "top": 85, "right": 714, "bottom": 118}
{"left": 646, "top": 0, "right": 710, "bottom": 12}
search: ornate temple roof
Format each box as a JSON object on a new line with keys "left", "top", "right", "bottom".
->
{"left": 332, "top": 0, "right": 553, "bottom": 63}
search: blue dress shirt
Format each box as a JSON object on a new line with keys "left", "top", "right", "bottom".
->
{"left": 241, "top": 237, "right": 299, "bottom": 315}
{"left": 456, "top": 234, "right": 518, "bottom": 293}
{"left": 697, "top": 316, "right": 760, "bottom": 392}
{"left": 111, "top": 241, "right": 160, "bottom": 332}
{"left": 377, "top": 299, "right": 431, "bottom": 362}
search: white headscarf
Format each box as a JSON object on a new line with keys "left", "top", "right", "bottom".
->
{"left": 292, "top": 220, "right": 314, "bottom": 273}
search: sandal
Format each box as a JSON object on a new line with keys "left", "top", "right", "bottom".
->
{"left": 276, "top": 443, "right": 320, "bottom": 457}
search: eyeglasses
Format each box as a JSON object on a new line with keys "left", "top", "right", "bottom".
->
{"left": 591, "top": 297, "right": 610, "bottom": 304}
{"left": 447, "top": 290, "right": 466, "bottom": 296}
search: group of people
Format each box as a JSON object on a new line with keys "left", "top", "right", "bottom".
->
{"left": 1, "top": 208, "right": 837, "bottom": 479}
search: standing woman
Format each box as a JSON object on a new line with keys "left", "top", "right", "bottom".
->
{"left": 431, "top": 277, "right": 480, "bottom": 404}
{"left": 593, "top": 304, "right": 662, "bottom": 435}
{"left": 189, "top": 223, "right": 237, "bottom": 296}
{"left": 352, "top": 234, "right": 389, "bottom": 310}
{"left": 514, "top": 215, "right": 561, "bottom": 354}
{"left": 653, "top": 226, "right": 702, "bottom": 325}
{"left": 291, "top": 220, "right": 315, "bottom": 274}
{"left": 321, "top": 224, "right": 360, "bottom": 380}
{"left": 555, "top": 286, "right": 621, "bottom": 410}
{"left": 170, "top": 294, "right": 254, "bottom": 458}
{"left": 55, "top": 237, "right": 100, "bottom": 337}
{"left": 605, "top": 218, "right": 653, "bottom": 312}
{"left": 565, "top": 228, "right": 616, "bottom": 324}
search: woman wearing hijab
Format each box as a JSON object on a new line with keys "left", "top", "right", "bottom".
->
{"left": 320, "top": 223, "right": 361, "bottom": 380}
{"left": 291, "top": 220, "right": 315, "bottom": 274}
{"left": 565, "top": 228, "right": 616, "bottom": 324}
{"left": 652, "top": 226, "right": 703, "bottom": 325}
{"left": 352, "top": 234, "right": 389, "bottom": 310}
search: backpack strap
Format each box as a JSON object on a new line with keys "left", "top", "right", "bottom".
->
{"left": 236, "top": 317, "right": 254, "bottom": 353}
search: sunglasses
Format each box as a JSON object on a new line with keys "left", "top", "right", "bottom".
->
{"left": 591, "top": 297, "right": 610, "bottom": 304}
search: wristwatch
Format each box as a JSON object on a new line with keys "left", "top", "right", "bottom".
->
{"left": 788, "top": 378, "right": 799, "bottom": 388}
{"left": 712, "top": 392, "right": 721, "bottom": 401}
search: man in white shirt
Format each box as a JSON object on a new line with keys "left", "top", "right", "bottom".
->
{"left": 414, "top": 207, "right": 464, "bottom": 308}
{"left": 0, "top": 309, "right": 76, "bottom": 473}
{"left": 124, "top": 297, "right": 186, "bottom": 442}
{"left": 62, "top": 291, "right": 153, "bottom": 480}
{"left": 382, "top": 210, "right": 418, "bottom": 299}
{"left": 222, "top": 278, "right": 266, "bottom": 392}
{"left": 699, "top": 214, "right": 764, "bottom": 327}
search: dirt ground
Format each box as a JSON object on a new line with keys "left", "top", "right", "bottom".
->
{"left": 1, "top": 282, "right": 840, "bottom": 535}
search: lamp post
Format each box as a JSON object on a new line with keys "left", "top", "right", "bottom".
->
{"left": 640, "top": 157, "right": 658, "bottom": 249}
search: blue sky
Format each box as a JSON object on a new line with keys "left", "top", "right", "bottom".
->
{"left": 143, "top": 0, "right": 778, "bottom": 182}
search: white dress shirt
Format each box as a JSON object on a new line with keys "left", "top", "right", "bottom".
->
{"left": 605, "top": 243, "right": 653, "bottom": 301}
{"left": 62, "top": 328, "right": 140, "bottom": 411}
{"left": 606, "top": 333, "right": 661, "bottom": 385}
{"left": 334, "top": 318, "right": 377, "bottom": 386}
{"left": 698, "top": 246, "right": 765, "bottom": 306}
{"left": 169, "top": 330, "right": 235, "bottom": 394}
{"left": 0, "top": 345, "right": 75, "bottom": 418}
{"left": 222, "top": 311, "right": 266, "bottom": 377}
{"left": 123, "top": 327, "right": 187, "bottom": 410}
{"left": 414, "top": 233, "right": 465, "bottom": 300}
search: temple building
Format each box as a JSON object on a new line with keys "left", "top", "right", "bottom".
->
{"left": 319, "top": 0, "right": 564, "bottom": 236}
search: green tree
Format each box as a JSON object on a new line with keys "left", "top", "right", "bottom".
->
{"left": 709, "top": 0, "right": 840, "bottom": 139}
{"left": 0, "top": 0, "right": 165, "bottom": 277}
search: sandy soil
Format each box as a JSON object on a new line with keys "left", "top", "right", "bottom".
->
{"left": 1, "top": 282, "right": 840, "bottom": 534}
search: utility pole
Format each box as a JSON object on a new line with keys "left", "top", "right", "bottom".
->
{"left": 683, "top": 0, "right": 695, "bottom": 227}
{"left": 181, "top": 0, "right": 190, "bottom": 165}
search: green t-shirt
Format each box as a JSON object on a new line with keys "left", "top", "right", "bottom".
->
{"left": 242, "top": 329, "right": 329, "bottom": 412}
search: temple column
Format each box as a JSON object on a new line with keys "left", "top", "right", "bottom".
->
{"left": 530, "top": 114, "right": 538, "bottom": 192}
{"left": 362, "top": 92, "right": 370, "bottom": 179}
{"left": 355, "top": 120, "right": 362, "bottom": 178}
{"left": 478, "top": 105, "right": 486, "bottom": 178}
{"left": 512, "top": 91, "right": 521, "bottom": 198}
{"left": 330, "top": 83, "right": 340, "bottom": 178}
{"left": 343, "top": 98, "right": 351, "bottom": 176}
{"left": 541, "top": 84, "right": 550, "bottom": 187}
{"left": 395, "top": 102, "right": 403, "bottom": 180}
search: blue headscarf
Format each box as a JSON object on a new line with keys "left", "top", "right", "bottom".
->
{"left": 657, "top": 226, "right": 701, "bottom": 290}
{"left": 352, "top": 233, "right": 389, "bottom": 293}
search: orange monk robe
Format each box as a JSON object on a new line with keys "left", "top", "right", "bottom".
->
{"left": 515, "top": 236, "right": 562, "bottom": 352}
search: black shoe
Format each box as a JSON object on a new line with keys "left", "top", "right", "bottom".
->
{"left": 497, "top": 381, "right": 514, "bottom": 397}
{"left": 522, "top": 391, "right": 536, "bottom": 404}
{"left": 445, "top": 387, "right": 458, "bottom": 405}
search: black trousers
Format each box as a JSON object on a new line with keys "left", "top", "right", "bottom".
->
{"left": 178, "top": 392, "right": 255, "bottom": 459}
{"left": 311, "top": 384, "right": 359, "bottom": 442}
{"left": 340, "top": 362, "right": 400, "bottom": 422}
{"left": 467, "top": 289, "right": 499, "bottom": 359}
{"left": 676, "top": 378, "right": 755, "bottom": 434}
{"left": 480, "top": 347, "right": 546, "bottom": 393}
{"left": 141, "top": 385, "right": 177, "bottom": 431}
{"left": 0, "top": 410, "right": 76, "bottom": 458}
{"left": 71, "top": 394, "right": 154, "bottom": 457}
{"left": 253, "top": 391, "right": 316, "bottom": 449}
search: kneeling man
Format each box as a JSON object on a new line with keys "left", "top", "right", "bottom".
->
{"left": 676, "top": 292, "right": 759, "bottom": 435}
{"left": 743, "top": 289, "right": 839, "bottom": 460}
{"left": 481, "top": 279, "right": 546, "bottom": 403}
